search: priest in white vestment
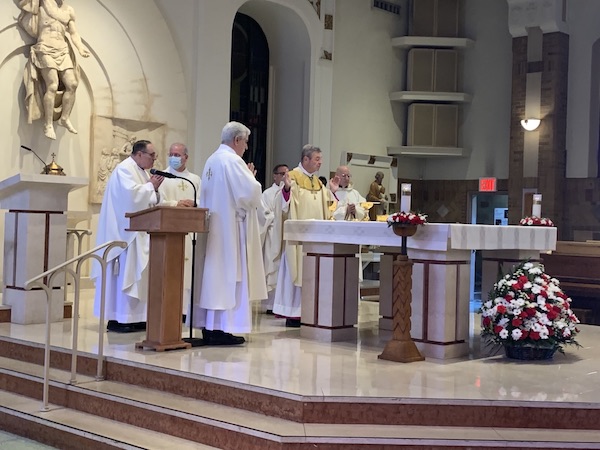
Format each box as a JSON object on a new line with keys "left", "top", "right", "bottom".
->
{"left": 193, "top": 121, "right": 267, "bottom": 345}
{"left": 331, "top": 165, "right": 367, "bottom": 221}
{"left": 92, "top": 140, "right": 165, "bottom": 332}
{"left": 258, "top": 164, "right": 289, "bottom": 314}
{"left": 158, "top": 142, "right": 201, "bottom": 318}
{"left": 272, "top": 145, "right": 339, "bottom": 327}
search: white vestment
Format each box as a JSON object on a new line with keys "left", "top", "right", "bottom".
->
{"left": 92, "top": 156, "right": 158, "bottom": 323}
{"left": 332, "top": 186, "right": 367, "bottom": 221}
{"left": 272, "top": 165, "right": 329, "bottom": 318}
{"left": 158, "top": 166, "right": 201, "bottom": 316}
{"left": 193, "top": 144, "right": 267, "bottom": 333}
{"left": 258, "top": 183, "right": 285, "bottom": 310}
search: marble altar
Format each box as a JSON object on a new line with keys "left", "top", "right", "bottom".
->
{"left": 285, "top": 220, "right": 557, "bottom": 359}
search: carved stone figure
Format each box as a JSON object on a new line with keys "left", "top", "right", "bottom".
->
{"left": 17, "top": 0, "right": 90, "bottom": 140}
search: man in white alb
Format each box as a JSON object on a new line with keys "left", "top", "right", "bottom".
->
{"left": 159, "top": 143, "right": 201, "bottom": 319}
{"left": 93, "top": 140, "right": 164, "bottom": 332}
{"left": 331, "top": 165, "right": 367, "bottom": 221}
{"left": 258, "top": 164, "right": 289, "bottom": 314}
{"left": 193, "top": 121, "right": 267, "bottom": 345}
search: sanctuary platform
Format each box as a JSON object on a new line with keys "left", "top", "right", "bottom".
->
{"left": 0, "top": 290, "right": 599, "bottom": 449}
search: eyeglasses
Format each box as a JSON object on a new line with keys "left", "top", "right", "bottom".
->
{"left": 141, "top": 151, "right": 157, "bottom": 159}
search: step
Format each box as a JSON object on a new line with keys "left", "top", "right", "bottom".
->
{"left": 2, "top": 337, "right": 600, "bottom": 432}
{"left": 2, "top": 356, "right": 600, "bottom": 449}
{"left": 0, "top": 391, "right": 218, "bottom": 450}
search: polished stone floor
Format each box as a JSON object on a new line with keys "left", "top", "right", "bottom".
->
{"left": 0, "top": 290, "right": 598, "bottom": 404}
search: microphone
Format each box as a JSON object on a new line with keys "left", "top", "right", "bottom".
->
{"left": 150, "top": 168, "right": 197, "bottom": 207}
{"left": 149, "top": 168, "right": 177, "bottom": 179}
{"left": 21, "top": 145, "right": 49, "bottom": 174}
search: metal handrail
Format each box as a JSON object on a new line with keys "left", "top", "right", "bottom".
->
{"left": 25, "top": 240, "right": 127, "bottom": 412}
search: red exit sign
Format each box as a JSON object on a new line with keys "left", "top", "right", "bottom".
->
{"left": 479, "top": 177, "right": 497, "bottom": 192}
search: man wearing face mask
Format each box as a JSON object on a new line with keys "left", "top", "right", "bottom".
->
{"left": 158, "top": 142, "right": 201, "bottom": 319}
{"left": 159, "top": 143, "right": 201, "bottom": 208}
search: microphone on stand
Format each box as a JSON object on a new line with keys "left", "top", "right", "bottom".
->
{"left": 151, "top": 167, "right": 203, "bottom": 346}
{"left": 20, "top": 145, "right": 49, "bottom": 174}
{"left": 149, "top": 168, "right": 177, "bottom": 179}
{"left": 150, "top": 168, "right": 197, "bottom": 207}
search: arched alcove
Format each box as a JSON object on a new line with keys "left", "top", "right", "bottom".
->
{"left": 237, "top": 0, "right": 313, "bottom": 171}
{"left": 0, "top": 0, "right": 187, "bottom": 279}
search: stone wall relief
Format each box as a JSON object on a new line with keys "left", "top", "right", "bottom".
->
{"left": 90, "top": 117, "right": 166, "bottom": 204}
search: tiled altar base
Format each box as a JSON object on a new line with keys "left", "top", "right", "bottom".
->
{"left": 1, "top": 289, "right": 600, "bottom": 448}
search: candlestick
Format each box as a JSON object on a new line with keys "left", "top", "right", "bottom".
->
{"left": 532, "top": 194, "right": 542, "bottom": 217}
{"left": 400, "top": 183, "right": 411, "bottom": 213}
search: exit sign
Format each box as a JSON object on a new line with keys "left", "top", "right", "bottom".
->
{"left": 479, "top": 177, "right": 497, "bottom": 192}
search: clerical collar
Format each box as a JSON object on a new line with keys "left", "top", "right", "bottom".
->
{"left": 297, "top": 163, "right": 317, "bottom": 177}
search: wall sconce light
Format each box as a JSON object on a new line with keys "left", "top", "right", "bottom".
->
{"left": 520, "top": 118, "right": 541, "bottom": 131}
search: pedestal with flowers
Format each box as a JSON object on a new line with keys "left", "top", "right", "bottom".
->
{"left": 378, "top": 210, "right": 427, "bottom": 363}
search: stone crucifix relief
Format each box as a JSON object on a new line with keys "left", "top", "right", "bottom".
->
{"left": 17, "top": 0, "right": 90, "bottom": 140}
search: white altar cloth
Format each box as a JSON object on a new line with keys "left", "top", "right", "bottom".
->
{"left": 285, "top": 220, "right": 557, "bottom": 252}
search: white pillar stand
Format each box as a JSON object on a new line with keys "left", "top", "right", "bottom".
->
{"left": 0, "top": 174, "right": 87, "bottom": 324}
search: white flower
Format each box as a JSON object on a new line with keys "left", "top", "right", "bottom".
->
{"left": 484, "top": 300, "right": 492, "bottom": 309}
{"left": 523, "top": 262, "right": 534, "bottom": 270}
{"left": 499, "top": 328, "right": 509, "bottom": 339}
{"left": 498, "top": 318, "right": 509, "bottom": 327}
{"left": 511, "top": 328, "right": 523, "bottom": 340}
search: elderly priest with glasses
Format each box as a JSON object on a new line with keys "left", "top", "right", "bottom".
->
{"left": 92, "top": 140, "right": 164, "bottom": 333}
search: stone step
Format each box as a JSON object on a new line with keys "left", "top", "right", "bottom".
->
{"left": 2, "top": 337, "right": 600, "bottom": 431}
{"left": 0, "top": 390, "right": 218, "bottom": 450}
{"left": 1, "top": 356, "right": 600, "bottom": 449}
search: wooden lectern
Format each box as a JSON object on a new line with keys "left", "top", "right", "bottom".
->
{"left": 126, "top": 206, "right": 208, "bottom": 351}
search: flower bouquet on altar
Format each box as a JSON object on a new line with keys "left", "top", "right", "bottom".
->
{"left": 519, "top": 216, "right": 555, "bottom": 227}
{"left": 480, "top": 261, "right": 580, "bottom": 360}
{"left": 386, "top": 211, "right": 427, "bottom": 226}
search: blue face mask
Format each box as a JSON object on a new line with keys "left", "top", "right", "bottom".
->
{"left": 168, "top": 156, "right": 183, "bottom": 170}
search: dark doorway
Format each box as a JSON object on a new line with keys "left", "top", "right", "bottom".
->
{"left": 230, "top": 13, "right": 269, "bottom": 187}
{"left": 469, "top": 192, "right": 509, "bottom": 305}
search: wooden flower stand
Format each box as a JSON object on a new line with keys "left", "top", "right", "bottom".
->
{"left": 378, "top": 224, "right": 425, "bottom": 363}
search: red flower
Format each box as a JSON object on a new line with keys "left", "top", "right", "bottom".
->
{"left": 494, "top": 325, "right": 504, "bottom": 334}
{"left": 496, "top": 305, "right": 507, "bottom": 314}
{"left": 525, "top": 308, "right": 537, "bottom": 317}
{"left": 547, "top": 309, "right": 558, "bottom": 320}
{"left": 529, "top": 331, "right": 541, "bottom": 340}
{"left": 511, "top": 318, "right": 523, "bottom": 327}
{"left": 483, "top": 317, "right": 491, "bottom": 327}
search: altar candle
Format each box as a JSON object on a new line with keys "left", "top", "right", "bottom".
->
{"left": 400, "top": 183, "right": 411, "bottom": 213}
{"left": 532, "top": 194, "right": 542, "bottom": 217}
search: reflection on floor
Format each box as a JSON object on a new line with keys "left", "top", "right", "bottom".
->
{"left": 0, "top": 289, "right": 598, "bottom": 403}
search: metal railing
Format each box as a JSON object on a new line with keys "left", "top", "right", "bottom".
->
{"left": 25, "top": 240, "right": 126, "bottom": 412}
{"left": 65, "top": 228, "right": 93, "bottom": 303}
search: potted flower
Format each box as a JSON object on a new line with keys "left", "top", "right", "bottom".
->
{"left": 386, "top": 211, "right": 427, "bottom": 254}
{"left": 480, "top": 261, "right": 580, "bottom": 360}
{"left": 386, "top": 211, "right": 428, "bottom": 227}
{"left": 519, "top": 216, "right": 555, "bottom": 227}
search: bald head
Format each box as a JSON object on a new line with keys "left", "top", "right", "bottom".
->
{"left": 335, "top": 165, "right": 351, "bottom": 188}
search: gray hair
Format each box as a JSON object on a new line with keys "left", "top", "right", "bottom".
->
{"left": 169, "top": 142, "right": 188, "bottom": 155}
{"left": 221, "top": 121, "right": 251, "bottom": 145}
{"left": 301, "top": 144, "right": 321, "bottom": 160}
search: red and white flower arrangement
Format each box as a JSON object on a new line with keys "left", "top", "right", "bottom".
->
{"left": 519, "top": 216, "right": 555, "bottom": 227}
{"left": 386, "top": 211, "right": 427, "bottom": 227}
{"left": 480, "top": 262, "right": 580, "bottom": 353}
